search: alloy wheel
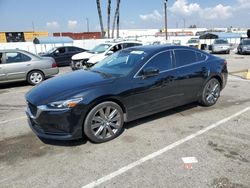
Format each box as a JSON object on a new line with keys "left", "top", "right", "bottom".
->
{"left": 205, "top": 79, "right": 220, "bottom": 105}
{"left": 91, "top": 106, "right": 122, "bottom": 140}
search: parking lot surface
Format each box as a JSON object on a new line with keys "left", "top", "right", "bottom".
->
{"left": 0, "top": 53, "right": 250, "bottom": 188}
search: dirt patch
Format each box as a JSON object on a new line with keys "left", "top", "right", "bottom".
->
{"left": 208, "top": 141, "right": 249, "bottom": 163}
{"left": 212, "top": 177, "right": 247, "bottom": 188}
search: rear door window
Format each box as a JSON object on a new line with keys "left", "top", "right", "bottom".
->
{"left": 174, "top": 50, "right": 197, "bottom": 67}
{"left": 5, "top": 52, "right": 31, "bottom": 64}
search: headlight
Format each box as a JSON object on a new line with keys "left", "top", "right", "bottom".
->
{"left": 46, "top": 98, "right": 83, "bottom": 110}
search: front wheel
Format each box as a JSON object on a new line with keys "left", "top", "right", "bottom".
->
{"left": 199, "top": 78, "right": 221, "bottom": 106}
{"left": 84, "top": 102, "right": 124, "bottom": 143}
{"left": 27, "top": 71, "right": 44, "bottom": 85}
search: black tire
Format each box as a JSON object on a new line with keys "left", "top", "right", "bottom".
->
{"left": 84, "top": 101, "right": 124, "bottom": 143}
{"left": 199, "top": 78, "right": 221, "bottom": 107}
{"left": 27, "top": 70, "right": 44, "bottom": 85}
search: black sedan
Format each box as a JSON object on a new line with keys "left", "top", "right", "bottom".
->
{"left": 26, "top": 45, "right": 228, "bottom": 143}
{"left": 39, "top": 46, "right": 87, "bottom": 66}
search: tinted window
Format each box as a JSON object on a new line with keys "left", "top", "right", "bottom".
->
{"left": 67, "top": 47, "right": 76, "bottom": 52}
{"left": 196, "top": 52, "right": 207, "bottom": 62}
{"left": 57, "top": 48, "right": 66, "bottom": 54}
{"left": 243, "top": 40, "right": 250, "bottom": 45}
{"left": 123, "top": 43, "right": 142, "bottom": 49}
{"left": 5, "top": 52, "right": 31, "bottom": 63}
{"left": 175, "top": 50, "right": 196, "bottom": 67}
{"left": 144, "top": 51, "right": 172, "bottom": 72}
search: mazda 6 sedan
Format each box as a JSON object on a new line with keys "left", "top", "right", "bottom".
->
{"left": 26, "top": 45, "right": 228, "bottom": 143}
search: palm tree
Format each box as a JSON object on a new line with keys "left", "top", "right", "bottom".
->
{"left": 116, "top": 1, "right": 120, "bottom": 38}
{"left": 96, "top": 0, "right": 105, "bottom": 38}
{"left": 112, "top": 0, "right": 120, "bottom": 38}
{"left": 107, "top": 0, "right": 111, "bottom": 38}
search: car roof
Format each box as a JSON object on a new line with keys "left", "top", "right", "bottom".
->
{"left": 126, "top": 45, "right": 204, "bottom": 54}
{"left": 104, "top": 40, "right": 142, "bottom": 45}
{"left": 0, "top": 49, "right": 28, "bottom": 53}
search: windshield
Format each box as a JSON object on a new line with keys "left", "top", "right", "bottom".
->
{"left": 47, "top": 47, "right": 57, "bottom": 54}
{"left": 90, "top": 49, "right": 147, "bottom": 76}
{"left": 188, "top": 39, "right": 199, "bottom": 43}
{"left": 89, "top": 44, "right": 112, "bottom": 54}
{"left": 214, "top": 39, "right": 228, "bottom": 44}
{"left": 243, "top": 40, "right": 250, "bottom": 45}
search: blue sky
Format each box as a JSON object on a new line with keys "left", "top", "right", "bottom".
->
{"left": 0, "top": 0, "right": 249, "bottom": 33}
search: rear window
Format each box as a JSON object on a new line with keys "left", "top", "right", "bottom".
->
{"left": 174, "top": 50, "right": 197, "bottom": 67}
{"left": 243, "top": 40, "right": 250, "bottom": 45}
{"left": 196, "top": 52, "right": 207, "bottom": 62}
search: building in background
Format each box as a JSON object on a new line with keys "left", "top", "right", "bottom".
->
{"left": 0, "top": 31, "right": 48, "bottom": 43}
{"left": 53, "top": 32, "right": 102, "bottom": 39}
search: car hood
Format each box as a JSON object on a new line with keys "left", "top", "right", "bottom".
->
{"left": 72, "top": 51, "right": 96, "bottom": 60}
{"left": 87, "top": 54, "right": 106, "bottom": 64}
{"left": 26, "top": 70, "right": 116, "bottom": 106}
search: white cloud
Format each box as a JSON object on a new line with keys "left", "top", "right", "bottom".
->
{"left": 170, "top": 0, "right": 200, "bottom": 16}
{"left": 68, "top": 20, "right": 78, "bottom": 29}
{"left": 237, "top": 0, "right": 250, "bottom": 9}
{"left": 200, "top": 4, "right": 233, "bottom": 20}
{"left": 46, "top": 21, "right": 60, "bottom": 29}
{"left": 140, "top": 10, "right": 162, "bottom": 22}
{"left": 170, "top": 0, "right": 233, "bottom": 20}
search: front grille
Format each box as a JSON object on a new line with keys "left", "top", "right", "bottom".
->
{"left": 28, "top": 102, "right": 37, "bottom": 116}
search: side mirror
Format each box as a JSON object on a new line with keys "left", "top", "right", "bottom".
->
{"left": 106, "top": 51, "right": 114, "bottom": 56}
{"left": 141, "top": 67, "right": 159, "bottom": 79}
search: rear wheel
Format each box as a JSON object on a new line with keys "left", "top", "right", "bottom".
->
{"left": 27, "top": 71, "right": 44, "bottom": 85}
{"left": 84, "top": 102, "right": 124, "bottom": 143}
{"left": 199, "top": 78, "right": 221, "bottom": 106}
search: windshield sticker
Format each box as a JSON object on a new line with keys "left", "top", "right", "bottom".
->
{"left": 130, "top": 51, "right": 144, "bottom": 55}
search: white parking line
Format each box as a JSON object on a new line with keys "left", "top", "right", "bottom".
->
{"left": 0, "top": 116, "right": 26, "bottom": 125}
{"left": 81, "top": 106, "right": 250, "bottom": 188}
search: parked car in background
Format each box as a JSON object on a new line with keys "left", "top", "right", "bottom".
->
{"left": 39, "top": 46, "right": 87, "bottom": 66}
{"left": 186, "top": 38, "right": 200, "bottom": 48}
{"left": 211, "top": 39, "right": 230, "bottom": 54}
{"left": 0, "top": 49, "right": 58, "bottom": 85}
{"left": 237, "top": 39, "right": 250, "bottom": 54}
{"left": 71, "top": 41, "right": 142, "bottom": 70}
{"left": 26, "top": 45, "right": 228, "bottom": 143}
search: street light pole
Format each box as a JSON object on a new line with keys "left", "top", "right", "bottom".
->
{"left": 164, "top": 0, "right": 168, "bottom": 41}
{"left": 86, "top": 18, "right": 89, "bottom": 32}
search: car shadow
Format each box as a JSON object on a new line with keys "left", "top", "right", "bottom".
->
{"left": 39, "top": 137, "right": 88, "bottom": 147}
{"left": 0, "top": 81, "right": 29, "bottom": 89}
{"left": 125, "top": 102, "right": 199, "bottom": 130}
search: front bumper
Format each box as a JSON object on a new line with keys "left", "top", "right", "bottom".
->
{"left": 26, "top": 102, "right": 86, "bottom": 140}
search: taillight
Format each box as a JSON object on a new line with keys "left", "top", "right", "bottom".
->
{"left": 52, "top": 62, "right": 57, "bottom": 68}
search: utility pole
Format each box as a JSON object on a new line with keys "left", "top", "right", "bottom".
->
{"left": 86, "top": 18, "right": 89, "bottom": 32}
{"left": 164, "top": 0, "right": 168, "bottom": 40}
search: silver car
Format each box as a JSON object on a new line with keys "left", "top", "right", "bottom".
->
{"left": 0, "top": 49, "right": 59, "bottom": 85}
{"left": 211, "top": 39, "right": 230, "bottom": 54}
